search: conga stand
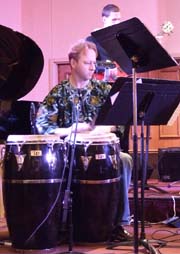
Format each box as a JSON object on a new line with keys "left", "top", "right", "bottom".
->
{"left": 59, "top": 105, "right": 85, "bottom": 254}
{"left": 92, "top": 17, "right": 178, "bottom": 254}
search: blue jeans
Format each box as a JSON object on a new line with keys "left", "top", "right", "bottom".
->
{"left": 118, "top": 151, "right": 133, "bottom": 225}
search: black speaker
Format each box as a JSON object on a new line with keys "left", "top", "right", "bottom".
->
{"left": 158, "top": 148, "right": 180, "bottom": 182}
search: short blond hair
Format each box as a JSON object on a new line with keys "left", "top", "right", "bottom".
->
{"left": 68, "top": 40, "right": 98, "bottom": 62}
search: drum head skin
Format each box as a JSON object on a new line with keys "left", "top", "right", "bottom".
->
{"left": 6, "top": 134, "right": 63, "bottom": 144}
{"left": 66, "top": 131, "right": 119, "bottom": 144}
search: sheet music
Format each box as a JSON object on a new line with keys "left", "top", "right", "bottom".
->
{"left": 110, "top": 92, "right": 119, "bottom": 105}
{"left": 167, "top": 102, "right": 180, "bottom": 126}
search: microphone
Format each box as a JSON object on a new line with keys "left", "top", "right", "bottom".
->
{"left": 77, "top": 89, "right": 82, "bottom": 101}
{"left": 75, "top": 89, "right": 82, "bottom": 110}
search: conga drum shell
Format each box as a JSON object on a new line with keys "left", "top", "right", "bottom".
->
{"left": 72, "top": 181, "right": 121, "bottom": 242}
{"left": 2, "top": 134, "right": 65, "bottom": 250}
{"left": 66, "top": 132, "right": 122, "bottom": 242}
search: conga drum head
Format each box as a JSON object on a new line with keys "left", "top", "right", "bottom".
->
{"left": 67, "top": 132, "right": 119, "bottom": 144}
{"left": 5, "top": 134, "right": 64, "bottom": 179}
{"left": 6, "top": 134, "right": 63, "bottom": 143}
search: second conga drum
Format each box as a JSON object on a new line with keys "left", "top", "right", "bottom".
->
{"left": 66, "top": 132, "right": 122, "bottom": 242}
{"left": 2, "top": 134, "right": 65, "bottom": 250}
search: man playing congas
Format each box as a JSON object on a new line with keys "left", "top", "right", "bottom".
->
{"left": 35, "top": 40, "right": 133, "bottom": 243}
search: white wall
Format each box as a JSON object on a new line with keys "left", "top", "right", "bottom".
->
{"left": 21, "top": 0, "right": 161, "bottom": 101}
{"left": 0, "top": 0, "right": 180, "bottom": 102}
{"left": 158, "top": 0, "right": 180, "bottom": 57}
{"left": 0, "top": 0, "right": 21, "bottom": 31}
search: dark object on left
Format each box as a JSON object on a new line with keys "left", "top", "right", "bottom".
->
{"left": 0, "top": 100, "right": 40, "bottom": 139}
{"left": 0, "top": 24, "right": 44, "bottom": 139}
{"left": 0, "top": 24, "right": 44, "bottom": 100}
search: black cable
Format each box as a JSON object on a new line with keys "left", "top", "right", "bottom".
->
{"left": 151, "top": 229, "right": 180, "bottom": 243}
{"left": 24, "top": 148, "right": 69, "bottom": 247}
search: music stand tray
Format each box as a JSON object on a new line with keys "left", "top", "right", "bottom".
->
{"left": 95, "top": 77, "right": 180, "bottom": 126}
{"left": 92, "top": 17, "right": 178, "bottom": 74}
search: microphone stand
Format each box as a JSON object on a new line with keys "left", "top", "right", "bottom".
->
{"left": 59, "top": 104, "right": 85, "bottom": 254}
{"left": 30, "top": 102, "right": 39, "bottom": 134}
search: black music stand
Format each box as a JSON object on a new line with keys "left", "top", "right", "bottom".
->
{"left": 96, "top": 76, "right": 180, "bottom": 187}
{"left": 91, "top": 17, "right": 177, "bottom": 75}
{"left": 97, "top": 77, "right": 180, "bottom": 253}
{"left": 95, "top": 77, "right": 180, "bottom": 126}
{"left": 92, "top": 17, "right": 179, "bottom": 254}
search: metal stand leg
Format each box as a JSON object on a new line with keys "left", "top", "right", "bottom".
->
{"left": 58, "top": 106, "right": 85, "bottom": 254}
{"left": 60, "top": 191, "right": 84, "bottom": 254}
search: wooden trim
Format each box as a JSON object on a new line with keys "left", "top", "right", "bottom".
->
{"left": 49, "top": 58, "right": 68, "bottom": 88}
{"left": 129, "top": 149, "right": 158, "bottom": 153}
{"left": 159, "top": 117, "right": 180, "bottom": 138}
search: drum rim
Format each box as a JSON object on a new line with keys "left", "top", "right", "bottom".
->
{"left": 67, "top": 139, "right": 120, "bottom": 145}
{"left": 65, "top": 132, "right": 120, "bottom": 144}
{"left": 73, "top": 175, "right": 121, "bottom": 185}
{"left": 6, "top": 134, "right": 63, "bottom": 144}
{"left": 3, "top": 178, "right": 65, "bottom": 184}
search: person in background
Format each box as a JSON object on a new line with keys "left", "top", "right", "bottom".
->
{"left": 87, "top": 3, "right": 130, "bottom": 152}
{"left": 86, "top": 3, "right": 126, "bottom": 83}
{"left": 86, "top": 4, "right": 121, "bottom": 61}
{"left": 35, "top": 40, "right": 133, "bottom": 243}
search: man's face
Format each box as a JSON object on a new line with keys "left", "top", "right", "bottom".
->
{"left": 72, "top": 48, "right": 96, "bottom": 81}
{"left": 103, "top": 11, "right": 121, "bottom": 27}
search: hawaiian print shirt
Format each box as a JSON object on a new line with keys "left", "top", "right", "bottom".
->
{"left": 35, "top": 79, "right": 112, "bottom": 134}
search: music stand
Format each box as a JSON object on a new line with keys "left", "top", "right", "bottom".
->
{"left": 92, "top": 17, "right": 179, "bottom": 254}
{"left": 96, "top": 77, "right": 180, "bottom": 252}
{"left": 91, "top": 17, "right": 177, "bottom": 75}
{"left": 96, "top": 77, "right": 180, "bottom": 126}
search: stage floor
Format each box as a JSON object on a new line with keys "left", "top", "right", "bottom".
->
{"left": 129, "top": 178, "right": 180, "bottom": 223}
{"left": 0, "top": 222, "right": 180, "bottom": 254}
{"left": 0, "top": 179, "right": 180, "bottom": 254}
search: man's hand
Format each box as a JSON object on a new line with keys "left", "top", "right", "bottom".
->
{"left": 72, "top": 122, "right": 93, "bottom": 132}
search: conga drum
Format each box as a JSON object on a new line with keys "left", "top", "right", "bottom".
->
{"left": 2, "top": 134, "right": 65, "bottom": 250}
{"left": 66, "top": 132, "right": 122, "bottom": 242}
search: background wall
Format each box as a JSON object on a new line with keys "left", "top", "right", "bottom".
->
{"left": 0, "top": 0, "right": 179, "bottom": 101}
{"left": 0, "top": 0, "right": 21, "bottom": 30}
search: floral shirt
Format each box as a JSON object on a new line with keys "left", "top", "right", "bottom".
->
{"left": 35, "top": 79, "right": 112, "bottom": 134}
